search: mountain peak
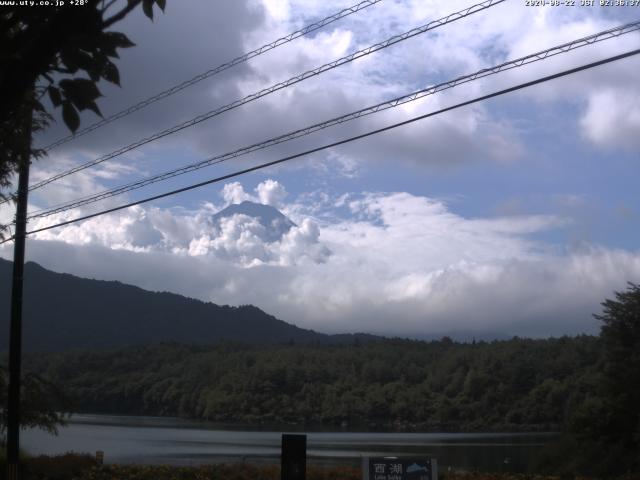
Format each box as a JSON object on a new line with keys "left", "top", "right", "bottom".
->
{"left": 211, "top": 201, "right": 296, "bottom": 242}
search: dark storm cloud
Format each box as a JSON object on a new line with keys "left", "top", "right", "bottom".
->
{"left": 33, "top": 0, "right": 265, "bottom": 157}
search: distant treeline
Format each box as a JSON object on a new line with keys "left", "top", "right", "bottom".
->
{"left": 24, "top": 336, "right": 602, "bottom": 431}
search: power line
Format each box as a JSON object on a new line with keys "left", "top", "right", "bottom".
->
{"left": 30, "top": 0, "right": 503, "bottom": 191}
{"left": 26, "top": 0, "right": 505, "bottom": 193}
{"left": 41, "top": 0, "right": 385, "bottom": 152}
{"left": 3, "top": 48, "right": 635, "bottom": 244}
{"left": 26, "top": 19, "right": 640, "bottom": 220}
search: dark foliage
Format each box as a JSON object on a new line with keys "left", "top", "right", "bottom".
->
{"left": 0, "top": 365, "right": 69, "bottom": 435}
{"left": 537, "top": 283, "right": 640, "bottom": 477}
{"left": 17, "top": 453, "right": 97, "bottom": 480}
{"left": 0, "top": 0, "right": 166, "bottom": 130}
{"left": 23, "top": 336, "right": 601, "bottom": 432}
{"left": 596, "top": 283, "right": 640, "bottom": 448}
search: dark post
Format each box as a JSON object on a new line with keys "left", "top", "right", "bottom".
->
{"left": 281, "top": 434, "right": 306, "bottom": 480}
{"left": 6, "top": 102, "right": 32, "bottom": 480}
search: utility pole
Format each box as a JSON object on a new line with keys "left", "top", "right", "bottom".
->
{"left": 6, "top": 99, "right": 32, "bottom": 480}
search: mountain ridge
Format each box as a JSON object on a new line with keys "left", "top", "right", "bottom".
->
{"left": 0, "top": 258, "right": 380, "bottom": 352}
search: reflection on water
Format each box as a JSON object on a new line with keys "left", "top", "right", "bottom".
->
{"left": 21, "top": 414, "right": 557, "bottom": 472}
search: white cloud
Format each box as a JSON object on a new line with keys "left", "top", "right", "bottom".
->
{"left": 221, "top": 179, "right": 288, "bottom": 208}
{"left": 21, "top": 0, "right": 638, "bottom": 219}
{"left": 275, "top": 218, "right": 330, "bottom": 266}
{"left": 4, "top": 181, "right": 639, "bottom": 338}
{"left": 186, "top": 210, "right": 329, "bottom": 268}
{"left": 221, "top": 182, "right": 252, "bottom": 206}
{"left": 189, "top": 214, "right": 271, "bottom": 263}
{"left": 255, "top": 179, "right": 287, "bottom": 207}
{"left": 580, "top": 88, "right": 640, "bottom": 150}
{"left": 256, "top": 0, "right": 290, "bottom": 23}
{"left": 3, "top": 0, "right": 638, "bottom": 340}
{"left": 25, "top": 153, "right": 137, "bottom": 211}
{"left": 30, "top": 206, "right": 162, "bottom": 252}
{"left": 477, "top": 10, "right": 640, "bottom": 152}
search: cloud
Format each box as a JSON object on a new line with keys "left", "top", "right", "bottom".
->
{"left": 220, "top": 180, "right": 287, "bottom": 208}
{"left": 32, "top": 0, "right": 264, "bottom": 155}
{"left": 22, "top": 0, "right": 639, "bottom": 224}
{"left": 4, "top": 181, "right": 639, "bottom": 338}
{"left": 20, "top": 0, "right": 637, "bottom": 216}
{"left": 29, "top": 206, "right": 163, "bottom": 252}
{"left": 29, "top": 0, "right": 540, "bottom": 196}
{"left": 26, "top": 180, "right": 326, "bottom": 268}
{"left": 580, "top": 88, "right": 640, "bottom": 150}
{"left": 221, "top": 182, "right": 253, "bottom": 206}
{"left": 188, "top": 214, "right": 272, "bottom": 263}
{"left": 3, "top": 1, "right": 638, "bottom": 339}
{"left": 478, "top": 10, "right": 640, "bottom": 152}
{"left": 255, "top": 179, "right": 287, "bottom": 207}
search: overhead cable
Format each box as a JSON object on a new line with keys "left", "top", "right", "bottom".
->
{"left": 26, "top": 0, "right": 505, "bottom": 193}
{"left": 2, "top": 47, "right": 634, "bottom": 244}
{"left": 41, "top": 0, "right": 385, "bottom": 152}
{"left": 27, "top": 19, "right": 640, "bottom": 220}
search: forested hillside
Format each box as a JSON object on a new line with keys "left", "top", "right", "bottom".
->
{"left": 0, "top": 259, "right": 378, "bottom": 351}
{"left": 25, "top": 336, "right": 601, "bottom": 431}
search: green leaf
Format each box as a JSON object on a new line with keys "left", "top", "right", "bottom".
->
{"left": 84, "top": 52, "right": 109, "bottom": 82}
{"left": 86, "top": 100, "right": 102, "bottom": 117}
{"left": 59, "top": 78, "right": 102, "bottom": 113}
{"left": 48, "top": 86, "right": 62, "bottom": 107}
{"left": 102, "top": 60, "right": 120, "bottom": 86}
{"left": 60, "top": 78, "right": 101, "bottom": 99}
{"left": 142, "top": 0, "right": 154, "bottom": 20}
{"left": 61, "top": 101, "right": 80, "bottom": 133}
{"left": 64, "top": 49, "right": 94, "bottom": 73}
{"left": 59, "top": 50, "right": 79, "bottom": 74}
{"left": 102, "top": 31, "right": 135, "bottom": 49}
{"left": 84, "top": 62, "right": 101, "bottom": 82}
{"left": 97, "top": 35, "right": 119, "bottom": 58}
{"left": 155, "top": 0, "right": 166, "bottom": 11}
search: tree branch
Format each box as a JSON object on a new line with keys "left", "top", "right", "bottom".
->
{"left": 51, "top": 66, "right": 73, "bottom": 74}
{"left": 102, "top": 0, "right": 142, "bottom": 28}
{"left": 101, "top": 0, "right": 119, "bottom": 14}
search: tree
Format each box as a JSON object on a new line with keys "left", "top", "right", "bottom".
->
{"left": 593, "top": 282, "right": 640, "bottom": 469}
{"left": 0, "top": 0, "right": 167, "bottom": 469}
{"left": 0, "top": 0, "right": 166, "bottom": 207}
{"left": 559, "top": 283, "right": 640, "bottom": 476}
{"left": 0, "top": 365, "right": 68, "bottom": 435}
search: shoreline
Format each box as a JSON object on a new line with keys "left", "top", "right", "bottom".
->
{"left": 64, "top": 412, "right": 562, "bottom": 435}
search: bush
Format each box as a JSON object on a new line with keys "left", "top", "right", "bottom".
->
{"left": 0, "top": 452, "right": 96, "bottom": 480}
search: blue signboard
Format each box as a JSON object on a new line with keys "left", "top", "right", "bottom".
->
{"left": 363, "top": 457, "right": 437, "bottom": 480}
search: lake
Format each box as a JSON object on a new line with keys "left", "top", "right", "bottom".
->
{"left": 22, "top": 414, "right": 557, "bottom": 472}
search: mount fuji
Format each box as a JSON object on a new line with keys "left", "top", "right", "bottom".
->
{"left": 211, "top": 201, "right": 296, "bottom": 242}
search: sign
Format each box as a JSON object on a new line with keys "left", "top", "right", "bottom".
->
{"left": 363, "top": 457, "right": 437, "bottom": 480}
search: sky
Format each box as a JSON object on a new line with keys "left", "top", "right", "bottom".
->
{"left": 1, "top": 0, "right": 640, "bottom": 338}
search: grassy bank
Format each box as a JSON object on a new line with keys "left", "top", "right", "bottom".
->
{"left": 2, "top": 454, "right": 640, "bottom": 480}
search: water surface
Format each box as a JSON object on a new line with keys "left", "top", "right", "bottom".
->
{"left": 22, "top": 414, "right": 556, "bottom": 472}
